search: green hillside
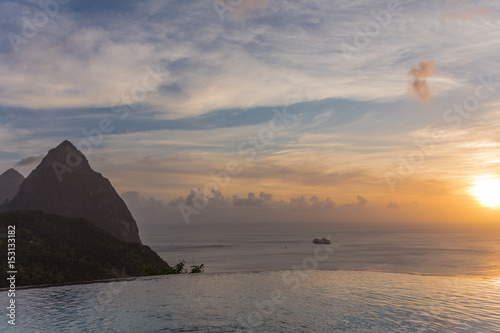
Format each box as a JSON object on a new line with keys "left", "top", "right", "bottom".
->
{"left": 0, "top": 210, "right": 168, "bottom": 288}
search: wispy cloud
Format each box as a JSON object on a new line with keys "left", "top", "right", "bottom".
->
{"left": 5, "top": 1, "right": 496, "bottom": 114}
{"left": 15, "top": 154, "right": 44, "bottom": 167}
{"left": 445, "top": 7, "right": 494, "bottom": 20}
{"left": 231, "top": 0, "right": 271, "bottom": 16}
{"left": 443, "top": 0, "right": 495, "bottom": 20}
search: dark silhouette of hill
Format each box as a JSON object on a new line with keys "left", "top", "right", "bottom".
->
{"left": 0, "top": 210, "right": 167, "bottom": 288}
{"left": 0, "top": 169, "right": 24, "bottom": 204}
{"left": 1, "top": 141, "right": 141, "bottom": 243}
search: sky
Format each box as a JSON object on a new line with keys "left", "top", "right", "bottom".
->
{"left": 1, "top": 0, "right": 500, "bottom": 225}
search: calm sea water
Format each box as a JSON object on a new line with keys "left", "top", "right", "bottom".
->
{"left": 141, "top": 222, "right": 500, "bottom": 277}
{"left": 1, "top": 270, "right": 499, "bottom": 332}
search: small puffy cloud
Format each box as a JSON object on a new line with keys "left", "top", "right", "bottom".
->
{"left": 122, "top": 191, "right": 165, "bottom": 207}
{"left": 288, "top": 195, "right": 336, "bottom": 209}
{"left": 342, "top": 195, "right": 367, "bottom": 208}
{"left": 309, "top": 195, "right": 336, "bottom": 209}
{"left": 168, "top": 189, "right": 232, "bottom": 208}
{"left": 231, "top": 192, "right": 336, "bottom": 209}
{"left": 15, "top": 155, "right": 44, "bottom": 167}
{"left": 207, "top": 189, "right": 233, "bottom": 207}
{"left": 357, "top": 195, "right": 367, "bottom": 207}
{"left": 233, "top": 191, "right": 274, "bottom": 207}
{"left": 258, "top": 191, "right": 273, "bottom": 201}
{"left": 289, "top": 195, "right": 309, "bottom": 209}
{"left": 407, "top": 61, "right": 438, "bottom": 104}
{"left": 386, "top": 201, "right": 400, "bottom": 209}
{"left": 122, "top": 191, "right": 173, "bottom": 225}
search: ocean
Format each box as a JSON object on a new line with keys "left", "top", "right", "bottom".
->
{"left": 2, "top": 221, "right": 500, "bottom": 332}
{"left": 142, "top": 222, "right": 500, "bottom": 277}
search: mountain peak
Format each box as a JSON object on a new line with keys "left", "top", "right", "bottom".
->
{"left": 0, "top": 168, "right": 25, "bottom": 204}
{"left": 2, "top": 141, "right": 142, "bottom": 243}
{"left": 2, "top": 168, "right": 24, "bottom": 178}
{"left": 54, "top": 140, "right": 77, "bottom": 152}
{"left": 41, "top": 140, "right": 90, "bottom": 173}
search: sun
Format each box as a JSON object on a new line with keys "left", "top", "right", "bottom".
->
{"left": 469, "top": 178, "right": 500, "bottom": 208}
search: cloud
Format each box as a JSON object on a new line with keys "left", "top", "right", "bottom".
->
{"left": 309, "top": 195, "right": 336, "bottom": 209}
{"left": 136, "top": 189, "right": 338, "bottom": 211}
{"left": 287, "top": 195, "right": 336, "bottom": 209}
{"left": 357, "top": 195, "right": 367, "bottom": 206}
{"left": 407, "top": 61, "right": 438, "bottom": 104}
{"left": 443, "top": 1, "right": 495, "bottom": 21}
{"left": 386, "top": 201, "right": 399, "bottom": 209}
{"left": 168, "top": 189, "right": 232, "bottom": 208}
{"left": 4, "top": 1, "right": 484, "bottom": 115}
{"left": 233, "top": 191, "right": 275, "bottom": 207}
{"left": 289, "top": 196, "right": 309, "bottom": 209}
{"left": 122, "top": 191, "right": 174, "bottom": 226}
{"left": 15, "top": 155, "right": 44, "bottom": 167}
{"left": 121, "top": 190, "right": 380, "bottom": 226}
{"left": 122, "top": 191, "right": 164, "bottom": 207}
{"left": 445, "top": 7, "right": 494, "bottom": 20}
{"left": 231, "top": 0, "right": 271, "bottom": 16}
{"left": 342, "top": 195, "right": 367, "bottom": 208}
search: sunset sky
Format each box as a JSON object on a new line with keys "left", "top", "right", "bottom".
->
{"left": 1, "top": 0, "right": 500, "bottom": 225}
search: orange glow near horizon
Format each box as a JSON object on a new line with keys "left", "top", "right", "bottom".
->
{"left": 469, "top": 178, "right": 500, "bottom": 208}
